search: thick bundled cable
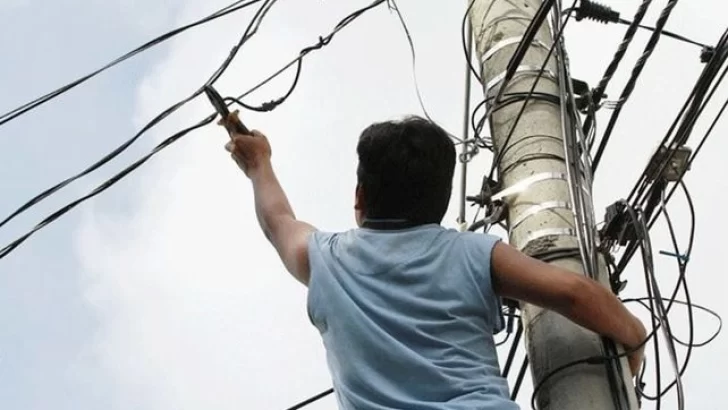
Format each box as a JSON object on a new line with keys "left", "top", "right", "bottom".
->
{"left": 0, "top": 0, "right": 276, "bottom": 232}
{"left": 553, "top": 4, "right": 635, "bottom": 408}
{"left": 0, "top": 0, "right": 388, "bottom": 261}
{"left": 591, "top": 0, "right": 680, "bottom": 172}
{"left": 580, "top": 0, "right": 652, "bottom": 143}
{"left": 0, "top": 0, "right": 263, "bottom": 129}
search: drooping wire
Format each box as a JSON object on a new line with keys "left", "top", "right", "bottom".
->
{"left": 633, "top": 208, "right": 685, "bottom": 410}
{"left": 0, "top": 0, "right": 274, "bottom": 233}
{"left": 0, "top": 0, "right": 264, "bottom": 129}
{"left": 387, "top": 0, "right": 462, "bottom": 143}
{"left": 229, "top": 0, "right": 387, "bottom": 109}
{"left": 387, "top": 2, "right": 431, "bottom": 124}
{"left": 529, "top": 188, "right": 717, "bottom": 409}
{"left": 0, "top": 115, "right": 214, "bottom": 260}
{"left": 626, "top": 299, "right": 722, "bottom": 349}
{"left": 0, "top": 0, "right": 388, "bottom": 261}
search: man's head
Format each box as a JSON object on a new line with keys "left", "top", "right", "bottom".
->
{"left": 354, "top": 115, "right": 456, "bottom": 227}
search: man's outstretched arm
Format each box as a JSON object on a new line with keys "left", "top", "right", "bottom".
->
{"left": 490, "top": 242, "right": 646, "bottom": 375}
{"left": 223, "top": 119, "right": 316, "bottom": 286}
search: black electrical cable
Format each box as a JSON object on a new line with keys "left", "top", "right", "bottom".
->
{"left": 0, "top": 115, "right": 215, "bottom": 260}
{"left": 0, "top": 0, "right": 263, "bottom": 129}
{"left": 591, "top": 0, "right": 680, "bottom": 173}
{"left": 511, "top": 357, "right": 529, "bottom": 401}
{"left": 388, "top": 0, "right": 446, "bottom": 137}
{"left": 0, "top": 0, "right": 387, "bottom": 261}
{"left": 495, "top": 311, "right": 521, "bottom": 347}
{"left": 224, "top": 55, "right": 303, "bottom": 112}
{"left": 637, "top": 181, "right": 713, "bottom": 403}
{"left": 461, "top": 0, "right": 482, "bottom": 84}
{"left": 632, "top": 205, "right": 665, "bottom": 410}
{"left": 501, "top": 321, "right": 523, "bottom": 377}
{"left": 528, "top": 291, "right": 665, "bottom": 409}
{"left": 229, "top": 0, "right": 387, "bottom": 108}
{"left": 618, "top": 19, "right": 707, "bottom": 48}
{"left": 635, "top": 208, "right": 685, "bottom": 410}
{"left": 625, "top": 298, "right": 722, "bottom": 348}
{"left": 610, "top": 201, "right": 692, "bottom": 408}
{"left": 0, "top": 0, "right": 274, "bottom": 233}
{"left": 285, "top": 388, "right": 334, "bottom": 410}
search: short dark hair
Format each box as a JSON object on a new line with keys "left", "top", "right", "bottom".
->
{"left": 356, "top": 115, "right": 456, "bottom": 225}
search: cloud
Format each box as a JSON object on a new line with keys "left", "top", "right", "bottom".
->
{"left": 71, "top": 0, "right": 728, "bottom": 409}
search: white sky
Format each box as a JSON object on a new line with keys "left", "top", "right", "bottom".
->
{"left": 0, "top": 0, "right": 726, "bottom": 409}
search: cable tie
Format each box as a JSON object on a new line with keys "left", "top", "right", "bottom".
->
{"left": 658, "top": 250, "right": 689, "bottom": 263}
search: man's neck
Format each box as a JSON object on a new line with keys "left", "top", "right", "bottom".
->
{"left": 361, "top": 218, "right": 423, "bottom": 230}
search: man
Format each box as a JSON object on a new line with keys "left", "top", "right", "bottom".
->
{"left": 221, "top": 114, "right": 646, "bottom": 409}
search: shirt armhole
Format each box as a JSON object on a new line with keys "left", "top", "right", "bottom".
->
{"left": 476, "top": 233, "right": 506, "bottom": 334}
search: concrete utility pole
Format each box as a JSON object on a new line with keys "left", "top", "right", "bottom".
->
{"left": 467, "top": 1, "right": 638, "bottom": 409}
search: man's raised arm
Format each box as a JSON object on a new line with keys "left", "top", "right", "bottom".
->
{"left": 224, "top": 123, "right": 316, "bottom": 286}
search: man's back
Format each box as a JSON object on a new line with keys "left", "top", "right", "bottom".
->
{"left": 307, "top": 224, "right": 520, "bottom": 410}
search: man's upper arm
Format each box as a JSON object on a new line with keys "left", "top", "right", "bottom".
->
{"left": 266, "top": 215, "right": 317, "bottom": 286}
{"left": 490, "top": 242, "right": 582, "bottom": 313}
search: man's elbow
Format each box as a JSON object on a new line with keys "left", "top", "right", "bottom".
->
{"left": 555, "top": 273, "right": 593, "bottom": 317}
{"left": 261, "top": 214, "right": 292, "bottom": 243}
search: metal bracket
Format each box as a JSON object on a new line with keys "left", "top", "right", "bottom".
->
{"left": 481, "top": 36, "right": 551, "bottom": 63}
{"left": 491, "top": 172, "right": 568, "bottom": 202}
{"left": 510, "top": 201, "right": 572, "bottom": 231}
{"left": 645, "top": 144, "right": 692, "bottom": 182}
{"left": 486, "top": 65, "right": 558, "bottom": 94}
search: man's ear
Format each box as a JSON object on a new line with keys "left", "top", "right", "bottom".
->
{"left": 354, "top": 184, "right": 365, "bottom": 211}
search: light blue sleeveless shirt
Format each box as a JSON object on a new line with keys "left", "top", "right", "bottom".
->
{"left": 306, "top": 224, "right": 520, "bottom": 409}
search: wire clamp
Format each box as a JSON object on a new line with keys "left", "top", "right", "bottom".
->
{"left": 600, "top": 200, "right": 640, "bottom": 245}
{"left": 645, "top": 144, "right": 692, "bottom": 182}
{"left": 658, "top": 250, "right": 689, "bottom": 263}
{"left": 486, "top": 65, "right": 558, "bottom": 96}
{"left": 480, "top": 36, "right": 550, "bottom": 64}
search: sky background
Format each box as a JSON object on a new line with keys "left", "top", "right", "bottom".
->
{"left": 0, "top": 0, "right": 726, "bottom": 409}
